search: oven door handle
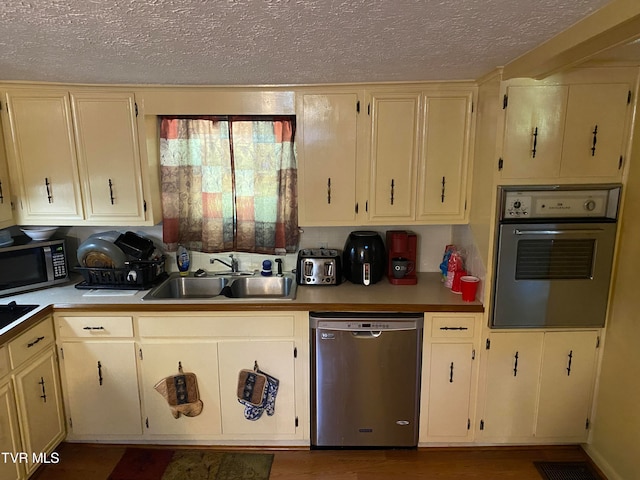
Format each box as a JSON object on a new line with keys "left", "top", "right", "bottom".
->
{"left": 513, "top": 228, "right": 604, "bottom": 236}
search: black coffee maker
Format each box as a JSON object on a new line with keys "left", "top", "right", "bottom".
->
{"left": 342, "top": 231, "right": 386, "bottom": 285}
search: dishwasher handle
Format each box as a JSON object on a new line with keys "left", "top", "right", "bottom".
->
{"left": 352, "top": 330, "right": 382, "bottom": 338}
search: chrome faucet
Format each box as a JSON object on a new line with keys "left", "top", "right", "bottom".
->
{"left": 210, "top": 254, "right": 239, "bottom": 273}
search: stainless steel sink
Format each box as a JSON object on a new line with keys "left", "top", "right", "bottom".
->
{"left": 143, "top": 275, "right": 228, "bottom": 300}
{"left": 142, "top": 273, "right": 296, "bottom": 301}
{"left": 225, "top": 275, "right": 295, "bottom": 299}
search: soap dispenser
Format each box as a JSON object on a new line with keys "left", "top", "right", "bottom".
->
{"left": 261, "top": 260, "right": 273, "bottom": 276}
{"left": 176, "top": 245, "right": 190, "bottom": 277}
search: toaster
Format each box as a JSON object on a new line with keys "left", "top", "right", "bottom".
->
{"left": 296, "top": 249, "right": 342, "bottom": 285}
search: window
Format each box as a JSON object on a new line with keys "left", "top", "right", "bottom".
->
{"left": 159, "top": 116, "right": 299, "bottom": 254}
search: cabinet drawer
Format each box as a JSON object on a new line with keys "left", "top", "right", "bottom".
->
{"left": 430, "top": 314, "right": 476, "bottom": 338}
{"left": 0, "top": 346, "right": 9, "bottom": 379}
{"left": 137, "top": 314, "right": 295, "bottom": 338}
{"left": 57, "top": 316, "right": 134, "bottom": 338}
{"left": 8, "top": 318, "right": 55, "bottom": 368}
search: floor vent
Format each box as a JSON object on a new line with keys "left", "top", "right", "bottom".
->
{"left": 534, "top": 461, "right": 603, "bottom": 480}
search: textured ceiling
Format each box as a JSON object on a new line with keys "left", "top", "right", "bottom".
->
{"left": 0, "top": 0, "right": 613, "bottom": 86}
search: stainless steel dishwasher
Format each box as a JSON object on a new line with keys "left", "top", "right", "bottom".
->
{"left": 310, "top": 312, "right": 423, "bottom": 447}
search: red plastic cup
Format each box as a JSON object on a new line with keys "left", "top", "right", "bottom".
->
{"left": 460, "top": 275, "right": 480, "bottom": 302}
{"left": 451, "top": 269, "right": 467, "bottom": 293}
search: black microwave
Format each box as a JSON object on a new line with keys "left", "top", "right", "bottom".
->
{"left": 0, "top": 238, "right": 69, "bottom": 297}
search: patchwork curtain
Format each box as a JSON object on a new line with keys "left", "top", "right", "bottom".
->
{"left": 160, "top": 116, "right": 299, "bottom": 254}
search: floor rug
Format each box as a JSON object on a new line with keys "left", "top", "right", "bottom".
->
{"left": 108, "top": 448, "right": 274, "bottom": 480}
{"left": 534, "top": 461, "right": 604, "bottom": 480}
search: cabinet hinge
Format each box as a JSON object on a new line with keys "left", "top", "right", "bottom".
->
{"left": 472, "top": 349, "right": 476, "bottom": 360}
{"left": 60, "top": 347, "right": 64, "bottom": 360}
{"left": 146, "top": 417, "right": 149, "bottom": 429}
{"left": 628, "top": 90, "right": 632, "bottom": 105}
{"left": 295, "top": 416, "right": 299, "bottom": 427}
{"left": 69, "top": 417, "right": 72, "bottom": 429}
{"left": 596, "top": 336, "right": 600, "bottom": 348}
{"left": 367, "top": 103, "right": 370, "bottom": 115}
{"left": 139, "top": 348, "right": 143, "bottom": 360}
{"left": 135, "top": 102, "right": 139, "bottom": 117}
{"left": 498, "top": 158, "right": 503, "bottom": 171}
{"left": 0, "top": 100, "right": 2, "bottom": 111}
{"left": 294, "top": 346, "right": 297, "bottom": 358}
{"left": 480, "top": 420, "right": 485, "bottom": 430}
{"left": 464, "top": 198, "right": 467, "bottom": 211}
{"left": 143, "top": 200, "right": 147, "bottom": 212}
{"left": 503, "top": 94, "right": 508, "bottom": 109}
{"left": 471, "top": 101, "right": 474, "bottom": 113}
{"left": 355, "top": 202, "right": 359, "bottom": 214}
{"left": 356, "top": 100, "right": 360, "bottom": 113}
{"left": 467, "top": 419, "right": 471, "bottom": 430}
{"left": 485, "top": 338, "right": 491, "bottom": 350}
{"left": 619, "top": 156, "right": 624, "bottom": 170}
{"left": 586, "top": 418, "right": 590, "bottom": 430}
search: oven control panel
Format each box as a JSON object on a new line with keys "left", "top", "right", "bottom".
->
{"left": 501, "top": 187, "right": 620, "bottom": 220}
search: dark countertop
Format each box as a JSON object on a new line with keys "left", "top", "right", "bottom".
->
{"left": 0, "top": 272, "right": 483, "bottom": 342}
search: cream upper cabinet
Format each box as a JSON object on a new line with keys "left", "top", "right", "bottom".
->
{"left": 2, "top": 90, "right": 84, "bottom": 223}
{"left": 2, "top": 87, "right": 154, "bottom": 226}
{"left": 500, "top": 83, "right": 631, "bottom": 181}
{"left": 559, "top": 84, "right": 630, "bottom": 178}
{"left": 416, "top": 91, "right": 474, "bottom": 222}
{"left": 71, "top": 91, "right": 146, "bottom": 222}
{"left": 296, "top": 90, "right": 366, "bottom": 226}
{"left": 368, "top": 92, "right": 420, "bottom": 222}
{"left": 0, "top": 117, "right": 15, "bottom": 229}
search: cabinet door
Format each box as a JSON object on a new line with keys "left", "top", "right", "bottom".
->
{"left": 560, "top": 84, "right": 629, "bottom": 178}
{"left": 3, "top": 90, "right": 84, "bottom": 222}
{"left": 424, "top": 343, "right": 473, "bottom": 439}
{"left": 297, "top": 92, "right": 361, "bottom": 225}
{"left": 0, "top": 118, "right": 14, "bottom": 228}
{"left": 0, "top": 381, "right": 22, "bottom": 480}
{"left": 417, "top": 92, "right": 473, "bottom": 221}
{"left": 480, "top": 332, "right": 544, "bottom": 440}
{"left": 536, "top": 331, "right": 599, "bottom": 439}
{"left": 13, "top": 348, "right": 64, "bottom": 476}
{"left": 501, "top": 86, "right": 568, "bottom": 179}
{"left": 140, "top": 342, "right": 222, "bottom": 437}
{"left": 71, "top": 92, "right": 146, "bottom": 222}
{"left": 368, "top": 92, "right": 420, "bottom": 222}
{"left": 218, "top": 341, "right": 296, "bottom": 436}
{"left": 61, "top": 342, "right": 141, "bottom": 436}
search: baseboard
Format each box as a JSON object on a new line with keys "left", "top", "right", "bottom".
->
{"left": 583, "top": 444, "right": 623, "bottom": 480}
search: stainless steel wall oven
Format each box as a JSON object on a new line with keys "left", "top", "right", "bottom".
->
{"left": 491, "top": 184, "right": 620, "bottom": 328}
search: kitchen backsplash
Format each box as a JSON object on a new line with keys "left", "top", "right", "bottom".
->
{"left": 54, "top": 224, "right": 457, "bottom": 275}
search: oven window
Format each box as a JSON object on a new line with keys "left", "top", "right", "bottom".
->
{"left": 515, "top": 239, "right": 595, "bottom": 280}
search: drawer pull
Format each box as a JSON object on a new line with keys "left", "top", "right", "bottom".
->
{"left": 439, "top": 326, "right": 469, "bottom": 331}
{"left": 98, "top": 361, "right": 103, "bottom": 386}
{"left": 27, "top": 336, "right": 45, "bottom": 348}
{"left": 513, "top": 351, "right": 519, "bottom": 377}
{"left": 566, "top": 350, "right": 573, "bottom": 376}
{"left": 449, "top": 362, "right": 454, "bottom": 383}
{"left": 82, "top": 326, "right": 105, "bottom": 330}
{"left": 39, "top": 377, "right": 47, "bottom": 403}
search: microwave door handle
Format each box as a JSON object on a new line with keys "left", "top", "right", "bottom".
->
{"left": 513, "top": 228, "right": 604, "bottom": 236}
{"left": 43, "top": 246, "right": 54, "bottom": 281}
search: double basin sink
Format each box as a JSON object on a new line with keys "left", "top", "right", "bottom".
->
{"left": 142, "top": 272, "right": 297, "bottom": 301}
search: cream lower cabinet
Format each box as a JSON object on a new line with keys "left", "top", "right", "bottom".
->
{"left": 478, "top": 330, "right": 600, "bottom": 443}
{"left": 55, "top": 314, "right": 141, "bottom": 440}
{"left": 218, "top": 340, "right": 296, "bottom": 437}
{"left": 7, "top": 317, "right": 64, "bottom": 478}
{"left": 139, "top": 342, "right": 222, "bottom": 438}
{"left": 0, "top": 379, "right": 22, "bottom": 480}
{"left": 136, "top": 311, "right": 308, "bottom": 445}
{"left": 419, "top": 313, "right": 481, "bottom": 444}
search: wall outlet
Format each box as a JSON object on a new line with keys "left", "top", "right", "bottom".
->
{"left": 318, "top": 242, "right": 328, "bottom": 249}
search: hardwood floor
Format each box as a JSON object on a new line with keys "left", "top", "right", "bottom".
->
{"left": 30, "top": 443, "right": 600, "bottom": 480}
